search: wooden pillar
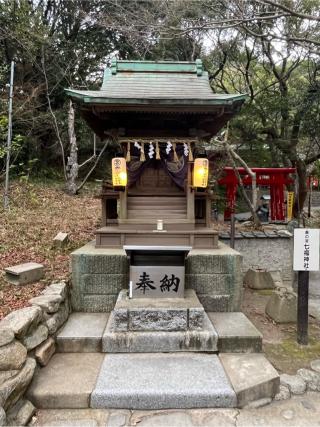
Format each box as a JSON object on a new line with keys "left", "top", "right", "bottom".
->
{"left": 101, "top": 198, "right": 107, "bottom": 226}
{"left": 187, "top": 162, "right": 195, "bottom": 221}
{"left": 206, "top": 195, "right": 212, "bottom": 227}
{"left": 119, "top": 187, "right": 127, "bottom": 219}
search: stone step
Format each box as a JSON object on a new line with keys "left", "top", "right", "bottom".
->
{"left": 208, "top": 312, "right": 263, "bottom": 353}
{"left": 27, "top": 353, "right": 104, "bottom": 409}
{"left": 110, "top": 289, "right": 204, "bottom": 332}
{"left": 26, "top": 352, "right": 279, "bottom": 410}
{"left": 219, "top": 353, "right": 280, "bottom": 408}
{"left": 56, "top": 313, "right": 109, "bottom": 353}
{"left": 55, "top": 312, "right": 262, "bottom": 354}
{"left": 91, "top": 353, "right": 237, "bottom": 410}
{"left": 102, "top": 312, "right": 217, "bottom": 353}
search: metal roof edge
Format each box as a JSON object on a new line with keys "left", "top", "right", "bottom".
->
{"left": 103, "top": 58, "right": 203, "bottom": 77}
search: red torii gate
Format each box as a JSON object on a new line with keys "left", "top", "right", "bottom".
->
{"left": 218, "top": 167, "right": 296, "bottom": 221}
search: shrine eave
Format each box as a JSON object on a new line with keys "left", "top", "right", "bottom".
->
{"left": 64, "top": 88, "right": 247, "bottom": 109}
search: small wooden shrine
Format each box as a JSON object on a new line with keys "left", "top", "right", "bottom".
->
{"left": 66, "top": 59, "right": 246, "bottom": 249}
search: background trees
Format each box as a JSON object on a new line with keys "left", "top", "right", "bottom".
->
{"left": 1, "top": 0, "right": 320, "bottom": 210}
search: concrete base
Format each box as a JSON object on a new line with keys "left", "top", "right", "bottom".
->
{"left": 71, "top": 241, "right": 243, "bottom": 314}
{"left": 71, "top": 242, "right": 128, "bottom": 312}
{"left": 208, "top": 312, "right": 262, "bottom": 353}
{"left": 91, "top": 353, "right": 237, "bottom": 409}
{"left": 186, "top": 244, "right": 243, "bottom": 312}
{"left": 27, "top": 354, "right": 104, "bottom": 409}
{"left": 219, "top": 353, "right": 280, "bottom": 408}
{"left": 56, "top": 313, "right": 109, "bottom": 353}
{"left": 102, "top": 312, "right": 218, "bottom": 353}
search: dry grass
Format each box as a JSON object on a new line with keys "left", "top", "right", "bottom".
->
{"left": 0, "top": 180, "right": 100, "bottom": 319}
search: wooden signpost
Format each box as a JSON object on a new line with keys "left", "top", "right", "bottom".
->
{"left": 287, "top": 192, "right": 294, "bottom": 221}
{"left": 293, "top": 229, "right": 320, "bottom": 345}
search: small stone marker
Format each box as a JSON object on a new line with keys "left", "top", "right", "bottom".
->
{"left": 244, "top": 268, "right": 275, "bottom": 290}
{"left": 265, "top": 288, "right": 297, "bottom": 323}
{"left": 4, "top": 262, "right": 44, "bottom": 286}
{"left": 53, "top": 232, "right": 69, "bottom": 248}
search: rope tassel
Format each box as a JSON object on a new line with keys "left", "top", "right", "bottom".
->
{"left": 172, "top": 142, "right": 178, "bottom": 162}
{"left": 156, "top": 141, "right": 160, "bottom": 160}
{"left": 187, "top": 141, "right": 193, "bottom": 161}
{"left": 140, "top": 142, "right": 146, "bottom": 161}
{"left": 126, "top": 142, "right": 131, "bottom": 162}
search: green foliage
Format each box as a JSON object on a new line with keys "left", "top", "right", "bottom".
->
{"left": 0, "top": 115, "right": 25, "bottom": 173}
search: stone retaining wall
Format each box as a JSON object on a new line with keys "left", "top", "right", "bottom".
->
{"left": 219, "top": 232, "right": 293, "bottom": 286}
{"left": 71, "top": 242, "right": 128, "bottom": 312}
{"left": 186, "top": 243, "right": 243, "bottom": 312}
{"left": 0, "top": 281, "right": 70, "bottom": 426}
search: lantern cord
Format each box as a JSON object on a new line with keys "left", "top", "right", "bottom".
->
{"left": 187, "top": 141, "right": 193, "bottom": 161}
{"left": 126, "top": 142, "right": 131, "bottom": 162}
{"left": 140, "top": 142, "right": 146, "bottom": 161}
{"left": 156, "top": 141, "right": 161, "bottom": 160}
{"left": 172, "top": 142, "right": 178, "bottom": 162}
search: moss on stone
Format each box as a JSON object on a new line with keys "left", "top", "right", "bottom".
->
{"left": 264, "top": 325, "right": 320, "bottom": 374}
{"left": 256, "top": 289, "right": 274, "bottom": 296}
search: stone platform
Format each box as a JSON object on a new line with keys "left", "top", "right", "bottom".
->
{"left": 71, "top": 241, "right": 243, "bottom": 313}
{"left": 103, "top": 311, "right": 217, "bottom": 353}
{"left": 95, "top": 227, "right": 219, "bottom": 250}
{"left": 103, "top": 289, "right": 217, "bottom": 352}
{"left": 110, "top": 289, "right": 205, "bottom": 332}
{"left": 26, "top": 312, "right": 279, "bottom": 410}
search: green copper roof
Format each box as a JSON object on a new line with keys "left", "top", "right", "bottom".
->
{"left": 65, "top": 59, "right": 247, "bottom": 107}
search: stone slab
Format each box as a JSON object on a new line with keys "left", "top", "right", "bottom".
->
{"left": 115, "top": 289, "right": 203, "bottom": 311}
{"left": 53, "top": 232, "right": 69, "bottom": 248}
{"left": 111, "top": 289, "right": 204, "bottom": 332}
{"left": 208, "top": 312, "right": 262, "bottom": 353}
{"left": 102, "top": 312, "right": 218, "bottom": 353}
{"left": 27, "top": 353, "right": 104, "bottom": 409}
{"left": 219, "top": 353, "right": 279, "bottom": 408}
{"left": 91, "top": 353, "right": 237, "bottom": 409}
{"left": 244, "top": 269, "right": 275, "bottom": 290}
{"left": 26, "top": 393, "right": 320, "bottom": 427}
{"left": 56, "top": 313, "right": 109, "bottom": 353}
{"left": 130, "top": 265, "right": 185, "bottom": 299}
{"left": 4, "top": 262, "right": 44, "bottom": 285}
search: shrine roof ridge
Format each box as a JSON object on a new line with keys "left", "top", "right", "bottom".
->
{"left": 105, "top": 58, "right": 205, "bottom": 77}
{"left": 65, "top": 58, "right": 247, "bottom": 108}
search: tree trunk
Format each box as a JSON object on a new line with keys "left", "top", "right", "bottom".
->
{"left": 65, "top": 101, "right": 79, "bottom": 195}
{"left": 223, "top": 141, "right": 261, "bottom": 228}
{"left": 294, "top": 159, "right": 308, "bottom": 217}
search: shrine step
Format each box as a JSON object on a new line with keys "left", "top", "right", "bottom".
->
{"left": 55, "top": 312, "right": 262, "bottom": 354}
{"left": 56, "top": 313, "right": 109, "bottom": 353}
{"left": 26, "top": 353, "right": 279, "bottom": 410}
{"left": 91, "top": 353, "right": 237, "bottom": 409}
{"left": 208, "top": 312, "right": 263, "bottom": 353}
{"left": 102, "top": 312, "right": 217, "bottom": 353}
